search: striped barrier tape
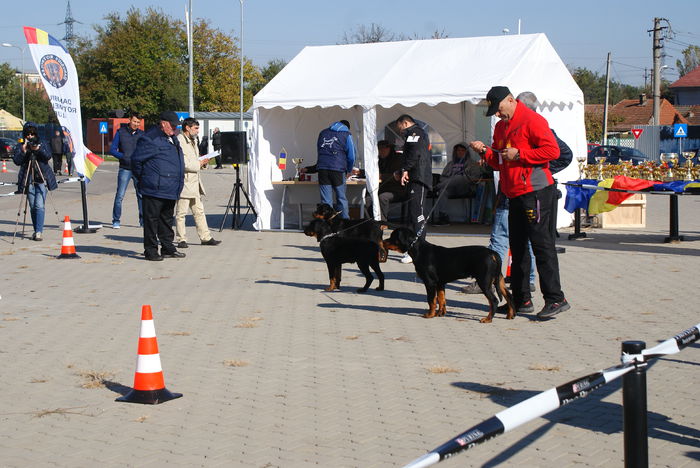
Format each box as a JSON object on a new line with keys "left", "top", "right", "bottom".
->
{"left": 402, "top": 322, "right": 700, "bottom": 468}
{"left": 0, "top": 177, "right": 81, "bottom": 196}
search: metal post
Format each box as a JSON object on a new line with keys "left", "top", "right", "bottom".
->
{"left": 602, "top": 52, "right": 611, "bottom": 146}
{"left": 622, "top": 340, "right": 648, "bottom": 468}
{"left": 568, "top": 207, "right": 587, "bottom": 240}
{"left": 73, "top": 178, "right": 97, "bottom": 233}
{"left": 187, "top": 0, "right": 194, "bottom": 116}
{"left": 664, "top": 194, "right": 683, "bottom": 243}
{"left": 239, "top": 0, "right": 244, "bottom": 132}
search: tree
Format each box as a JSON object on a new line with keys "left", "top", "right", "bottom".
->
{"left": 570, "top": 67, "right": 645, "bottom": 104}
{"left": 0, "top": 62, "right": 55, "bottom": 124}
{"left": 191, "top": 19, "right": 262, "bottom": 112}
{"left": 249, "top": 59, "right": 287, "bottom": 96}
{"left": 340, "top": 23, "right": 400, "bottom": 44}
{"left": 676, "top": 45, "right": 700, "bottom": 77}
{"left": 73, "top": 8, "right": 188, "bottom": 123}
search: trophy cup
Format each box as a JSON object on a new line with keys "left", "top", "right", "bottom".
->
{"left": 659, "top": 153, "right": 673, "bottom": 179}
{"left": 291, "top": 157, "right": 304, "bottom": 180}
{"left": 594, "top": 156, "right": 606, "bottom": 180}
{"left": 576, "top": 155, "right": 587, "bottom": 180}
{"left": 681, "top": 151, "right": 695, "bottom": 181}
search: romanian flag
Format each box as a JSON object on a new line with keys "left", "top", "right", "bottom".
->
{"left": 24, "top": 26, "right": 103, "bottom": 181}
{"left": 278, "top": 147, "right": 287, "bottom": 170}
{"left": 565, "top": 176, "right": 657, "bottom": 214}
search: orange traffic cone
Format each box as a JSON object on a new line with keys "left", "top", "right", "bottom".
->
{"left": 63, "top": 164, "right": 69, "bottom": 174}
{"left": 504, "top": 249, "right": 512, "bottom": 283}
{"left": 57, "top": 216, "right": 80, "bottom": 259}
{"left": 117, "top": 305, "right": 182, "bottom": 405}
{"left": 1, "top": 160, "right": 7, "bottom": 173}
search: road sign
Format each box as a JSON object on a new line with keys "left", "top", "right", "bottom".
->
{"left": 175, "top": 112, "right": 190, "bottom": 128}
{"left": 631, "top": 128, "right": 643, "bottom": 139}
{"left": 673, "top": 123, "right": 688, "bottom": 138}
{"left": 99, "top": 121, "right": 108, "bottom": 134}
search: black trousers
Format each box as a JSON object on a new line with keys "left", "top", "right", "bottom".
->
{"left": 508, "top": 184, "right": 565, "bottom": 305}
{"left": 142, "top": 194, "right": 176, "bottom": 257}
{"left": 407, "top": 181, "right": 427, "bottom": 240}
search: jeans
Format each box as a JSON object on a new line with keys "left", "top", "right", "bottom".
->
{"left": 489, "top": 205, "right": 536, "bottom": 284}
{"left": 27, "top": 183, "right": 47, "bottom": 233}
{"left": 319, "top": 180, "right": 349, "bottom": 219}
{"left": 112, "top": 168, "right": 142, "bottom": 225}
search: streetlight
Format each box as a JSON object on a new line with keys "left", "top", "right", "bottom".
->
{"left": 1, "top": 42, "right": 26, "bottom": 122}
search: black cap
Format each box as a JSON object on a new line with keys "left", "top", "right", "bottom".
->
{"left": 160, "top": 110, "right": 180, "bottom": 127}
{"left": 485, "top": 86, "right": 512, "bottom": 116}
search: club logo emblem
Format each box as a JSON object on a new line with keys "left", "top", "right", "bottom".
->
{"left": 40, "top": 54, "right": 68, "bottom": 88}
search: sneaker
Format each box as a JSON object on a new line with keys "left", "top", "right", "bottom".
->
{"left": 400, "top": 252, "right": 413, "bottom": 264}
{"left": 112, "top": 222, "right": 120, "bottom": 229}
{"left": 498, "top": 299, "right": 534, "bottom": 315}
{"left": 201, "top": 238, "right": 221, "bottom": 246}
{"left": 177, "top": 241, "right": 188, "bottom": 249}
{"left": 162, "top": 251, "right": 186, "bottom": 258}
{"left": 537, "top": 300, "right": 570, "bottom": 320}
{"left": 460, "top": 282, "right": 483, "bottom": 294}
{"left": 33, "top": 232, "right": 43, "bottom": 241}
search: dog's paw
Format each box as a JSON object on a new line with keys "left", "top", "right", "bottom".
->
{"left": 375, "top": 285, "right": 384, "bottom": 291}
{"left": 356, "top": 287, "right": 368, "bottom": 293}
{"left": 479, "top": 317, "right": 493, "bottom": 324}
{"left": 423, "top": 312, "right": 436, "bottom": 318}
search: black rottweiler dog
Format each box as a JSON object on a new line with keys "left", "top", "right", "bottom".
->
{"left": 304, "top": 218, "right": 385, "bottom": 293}
{"left": 312, "top": 203, "right": 388, "bottom": 262}
{"left": 384, "top": 227, "right": 514, "bottom": 323}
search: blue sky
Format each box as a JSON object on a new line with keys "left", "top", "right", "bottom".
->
{"left": 1, "top": 0, "right": 699, "bottom": 86}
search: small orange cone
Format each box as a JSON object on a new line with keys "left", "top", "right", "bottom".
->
{"left": 58, "top": 216, "right": 80, "bottom": 259}
{"left": 1, "top": 160, "right": 7, "bottom": 173}
{"left": 63, "top": 163, "right": 69, "bottom": 174}
{"left": 117, "top": 305, "right": 182, "bottom": 405}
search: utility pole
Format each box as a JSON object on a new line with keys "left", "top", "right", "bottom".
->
{"left": 650, "top": 17, "right": 667, "bottom": 126}
{"left": 239, "top": 0, "right": 244, "bottom": 132}
{"left": 59, "top": 0, "right": 81, "bottom": 49}
{"left": 187, "top": 0, "right": 194, "bottom": 117}
{"left": 602, "top": 52, "right": 611, "bottom": 146}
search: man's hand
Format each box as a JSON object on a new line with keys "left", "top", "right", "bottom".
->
{"left": 469, "top": 141, "right": 487, "bottom": 155}
{"left": 500, "top": 147, "right": 520, "bottom": 161}
{"left": 400, "top": 170, "right": 409, "bottom": 186}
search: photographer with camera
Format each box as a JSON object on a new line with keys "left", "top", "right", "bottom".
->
{"left": 13, "top": 123, "right": 57, "bottom": 241}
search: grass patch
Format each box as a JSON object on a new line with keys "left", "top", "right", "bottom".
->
{"left": 528, "top": 364, "right": 561, "bottom": 372}
{"left": 76, "top": 369, "right": 115, "bottom": 388}
{"left": 223, "top": 360, "right": 249, "bottom": 367}
{"left": 427, "top": 366, "right": 460, "bottom": 374}
{"left": 163, "top": 331, "right": 191, "bottom": 336}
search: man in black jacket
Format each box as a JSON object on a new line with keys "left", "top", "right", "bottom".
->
{"left": 110, "top": 112, "right": 144, "bottom": 229}
{"left": 395, "top": 114, "right": 432, "bottom": 263}
{"left": 212, "top": 128, "right": 222, "bottom": 169}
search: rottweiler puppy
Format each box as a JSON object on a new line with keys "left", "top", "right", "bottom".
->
{"left": 384, "top": 227, "right": 514, "bottom": 323}
{"left": 304, "top": 218, "right": 385, "bottom": 293}
{"left": 312, "top": 203, "right": 388, "bottom": 262}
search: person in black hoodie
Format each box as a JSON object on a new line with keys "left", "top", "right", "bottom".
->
{"left": 50, "top": 129, "right": 68, "bottom": 175}
{"left": 395, "top": 114, "right": 432, "bottom": 263}
{"left": 13, "top": 122, "right": 57, "bottom": 241}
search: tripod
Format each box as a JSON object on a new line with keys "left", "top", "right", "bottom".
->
{"left": 219, "top": 164, "right": 257, "bottom": 231}
{"left": 12, "top": 153, "right": 55, "bottom": 243}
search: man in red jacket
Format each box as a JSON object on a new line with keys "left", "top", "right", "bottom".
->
{"left": 470, "top": 86, "right": 570, "bottom": 320}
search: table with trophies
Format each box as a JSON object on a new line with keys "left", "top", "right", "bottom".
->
{"left": 566, "top": 151, "right": 700, "bottom": 243}
{"left": 272, "top": 157, "right": 367, "bottom": 230}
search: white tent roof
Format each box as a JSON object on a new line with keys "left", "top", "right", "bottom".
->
{"left": 253, "top": 33, "right": 583, "bottom": 111}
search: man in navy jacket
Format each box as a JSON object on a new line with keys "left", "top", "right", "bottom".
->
{"left": 131, "top": 111, "right": 186, "bottom": 261}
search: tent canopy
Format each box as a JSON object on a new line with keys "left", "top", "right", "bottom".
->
{"left": 253, "top": 34, "right": 582, "bottom": 111}
{"left": 249, "top": 33, "right": 586, "bottom": 230}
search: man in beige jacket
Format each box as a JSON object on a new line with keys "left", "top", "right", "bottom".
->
{"left": 175, "top": 118, "right": 221, "bottom": 248}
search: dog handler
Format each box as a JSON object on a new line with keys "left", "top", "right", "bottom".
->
{"left": 470, "top": 86, "right": 570, "bottom": 320}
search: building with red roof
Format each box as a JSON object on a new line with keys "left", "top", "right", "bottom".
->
{"left": 670, "top": 66, "right": 700, "bottom": 105}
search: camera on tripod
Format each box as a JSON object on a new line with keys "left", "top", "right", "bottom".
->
{"left": 24, "top": 135, "right": 41, "bottom": 147}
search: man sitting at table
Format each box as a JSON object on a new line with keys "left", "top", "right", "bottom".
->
{"left": 300, "top": 120, "right": 355, "bottom": 219}
{"left": 365, "top": 140, "right": 407, "bottom": 221}
{"left": 431, "top": 142, "right": 486, "bottom": 225}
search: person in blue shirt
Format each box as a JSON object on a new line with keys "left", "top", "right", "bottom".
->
{"left": 110, "top": 112, "right": 144, "bottom": 229}
{"left": 302, "top": 120, "right": 356, "bottom": 219}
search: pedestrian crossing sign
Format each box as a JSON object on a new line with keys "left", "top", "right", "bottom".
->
{"left": 673, "top": 123, "right": 688, "bottom": 138}
{"left": 99, "top": 122, "right": 108, "bottom": 134}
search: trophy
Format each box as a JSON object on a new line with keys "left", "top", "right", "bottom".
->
{"left": 576, "top": 155, "right": 587, "bottom": 180}
{"left": 659, "top": 153, "right": 673, "bottom": 179}
{"left": 681, "top": 151, "right": 695, "bottom": 181}
{"left": 291, "top": 157, "right": 304, "bottom": 180}
{"left": 594, "top": 156, "right": 606, "bottom": 180}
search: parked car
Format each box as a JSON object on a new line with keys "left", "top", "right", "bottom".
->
{"left": 587, "top": 145, "right": 649, "bottom": 165}
{"left": 587, "top": 142, "right": 600, "bottom": 153}
{"left": 0, "top": 137, "right": 17, "bottom": 160}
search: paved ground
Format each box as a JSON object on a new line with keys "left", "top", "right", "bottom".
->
{"left": 0, "top": 162, "right": 698, "bottom": 467}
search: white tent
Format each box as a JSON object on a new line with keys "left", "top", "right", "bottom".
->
{"left": 249, "top": 33, "right": 585, "bottom": 230}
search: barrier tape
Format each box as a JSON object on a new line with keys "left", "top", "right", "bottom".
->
{"left": 402, "top": 322, "right": 700, "bottom": 468}
{"left": 0, "top": 177, "right": 81, "bottom": 196}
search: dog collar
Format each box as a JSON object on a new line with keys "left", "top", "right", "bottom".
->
{"left": 328, "top": 211, "right": 341, "bottom": 221}
{"left": 320, "top": 233, "right": 336, "bottom": 242}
